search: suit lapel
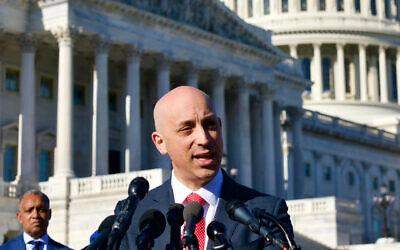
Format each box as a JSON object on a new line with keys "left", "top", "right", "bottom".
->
{"left": 17, "top": 234, "right": 26, "bottom": 249}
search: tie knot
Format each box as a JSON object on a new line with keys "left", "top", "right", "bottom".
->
{"left": 185, "top": 193, "right": 207, "bottom": 205}
{"left": 29, "top": 240, "right": 42, "bottom": 250}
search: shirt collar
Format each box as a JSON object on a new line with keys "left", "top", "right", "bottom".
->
{"left": 171, "top": 168, "right": 223, "bottom": 207}
{"left": 23, "top": 232, "right": 49, "bottom": 245}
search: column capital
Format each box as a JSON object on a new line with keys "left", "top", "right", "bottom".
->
{"left": 94, "top": 36, "right": 111, "bottom": 54}
{"left": 379, "top": 44, "right": 389, "bottom": 51}
{"left": 125, "top": 44, "right": 143, "bottom": 64}
{"left": 157, "top": 52, "right": 173, "bottom": 71}
{"left": 336, "top": 43, "right": 345, "bottom": 49}
{"left": 286, "top": 106, "right": 304, "bottom": 122}
{"left": 212, "top": 69, "right": 229, "bottom": 82}
{"left": 51, "top": 26, "right": 79, "bottom": 46}
{"left": 186, "top": 61, "right": 201, "bottom": 78}
{"left": 359, "top": 43, "right": 368, "bottom": 50}
{"left": 312, "top": 42, "right": 322, "bottom": 48}
{"left": 20, "top": 34, "right": 36, "bottom": 53}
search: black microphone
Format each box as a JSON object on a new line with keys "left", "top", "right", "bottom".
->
{"left": 182, "top": 202, "right": 204, "bottom": 250}
{"left": 107, "top": 177, "right": 150, "bottom": 250}
{"left": 136, "top": 209, "right": 166, "bottom": 250}
{"left": 166, "top": 203, "right": 184, "bottom": 250}
{"left": 87, "top": 215, "right": 115, "bottom": 250}
{"left": 225, "top": 200, "right": 288, "bottom": 250}
{"left": 207, "top": 221, "right": 233, "bottom": 250}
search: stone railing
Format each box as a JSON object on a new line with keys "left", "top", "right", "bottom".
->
{"left": 0, "top": 182, "right": 19, "bottom": 198}
{"left": 276, "top": 56, "right": 304, "bottom": 77}
{"left": 287, "top": 196, "right": 360, "bottom": 215}
{"left": 69, "top": 168, "right": 169, "bottom": 198}
{"left": 302, "top": 109, "right": 400, "bottom": 151}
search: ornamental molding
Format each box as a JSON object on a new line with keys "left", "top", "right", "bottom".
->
{"left": 87, "top": 0, "right": 281, "bottom": 63}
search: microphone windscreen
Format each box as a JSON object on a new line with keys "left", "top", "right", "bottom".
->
{"left": 98, "top": 215, "right": 116, "bottom": 232}
{"left": 128, "top": 177, "right": 149, "bottom": 199}
{"left": 167, "top": 203, "right": 184, "bottom": 226}
{"left": 138, "top": 209, "right": 166, "bottom": 238}
{"left": 183, "top": 202, "right": 204, "bottom": 223}
{"left": 207, "top": 221, "right": 226, "bottom": 242}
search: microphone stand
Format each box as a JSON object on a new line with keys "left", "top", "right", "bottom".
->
{"left": 182, "top": 234, "right": 199, "bottom": 250}
{"left": 165, "top": 223, "right": 181, "bottom": 250}
{"left": 252, "top": 208, "right": 301, "bottom": 250}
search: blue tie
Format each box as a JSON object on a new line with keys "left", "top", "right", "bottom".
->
{"left": 30, "top": 240, "right": 42, "bottom": 250}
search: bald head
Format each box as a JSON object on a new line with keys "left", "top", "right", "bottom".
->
{"left": 154, "top": 86, "right": 215, "bottom": 133}
{"left": 151, "top": 86, "right": 223, "bottom": 190}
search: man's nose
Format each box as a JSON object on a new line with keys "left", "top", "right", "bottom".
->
{"left": 194, "top": 126, "right": 210, "bottom": 145}
{"left": 31, "top": 209, "right": 39, "bottom": 218}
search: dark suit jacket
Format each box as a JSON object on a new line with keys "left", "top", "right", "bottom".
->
{"left": 0, "top": 234, "right": 71, "bottom": 250}
{"left": 119, "top": 171, "right": 295, "bottom": 249}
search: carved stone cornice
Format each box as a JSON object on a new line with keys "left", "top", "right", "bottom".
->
{"left": 20, "top": 33, "right": 35, "bottom": 53}
{"left": 94, "top": 36, "right": 111, "bottom": 54}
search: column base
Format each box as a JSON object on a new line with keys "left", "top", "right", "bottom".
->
{"left": 12, "top": 176, "right": 39, "bottom": 197}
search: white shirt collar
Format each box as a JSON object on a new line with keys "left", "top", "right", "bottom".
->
{"left": 23, "top": 232, "right": 49, "bottom": 245}
{"left": 171, "top": 168, "right": 223, "bottom": 206}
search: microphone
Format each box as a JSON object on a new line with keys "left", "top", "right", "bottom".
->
{"left": 182, "top": 202, "right": 204, "bottom": 250}
{"left": 207, "top": 221, "right": 233, "bottom": 250}
{"left": 225, "top": 200, "right": 288, "bottom": 250}
{"left": 107, "top": 177, "right": 150, "bottom": 250}
{"left": 166, "top": 203, "right": 184, "bottom": 250}
{"left": 136, "top": 209, "right": 166, "bottom": 250}
{"left": 87, "top": 215, "right": 115, "bottom": 250}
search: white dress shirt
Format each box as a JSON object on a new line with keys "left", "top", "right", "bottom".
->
{"left": 23, "top": 232, "right": 48, "bottom": 250}
{"left": 171, "top": 168, "right": 223, "bottom": 248}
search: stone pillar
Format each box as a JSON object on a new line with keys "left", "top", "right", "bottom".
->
{"left": 54, "top": 28, "right": 75, "bottom": 178}
{"left": 289, "top": 0, "right": 299, "bottom": 13}
{"left": 261, "top": 88, "right": 276, "bottom": 195}
{"left": 336, "top": 43, "right": 346, "bottom": 101}
{"left": 288, "top": 107, "right": 304, "bottom": 199}
{"left": 92, "top": 38, "right": 109, "bottom": 176}
{"left": 362, "top": 0, "right": 371, "bottom": 16}
{"left": 281, "top": 113, "right": 292, "bottom": 200}
{"left": 377, "top": 0, "right": 386, "bottom": 19}
{"left": 237, "top": 82, "right": 252, "bottom": 187}
{"left": 186, "top": 63, "right": 199, "bottom": 88}
{"left": 273, "top": 102, "right": 284, "bottom": 197}
{"left": 396, "top": 48, "right": 400, "bottom": 104}
{"left": 309, "top": 0, "right": 318, "bottom": 12}
{"left": 359, "top": 44, "right": 368, "bottom": 101}
{"left": 379, "top": 45, "right": 389, "bottom": 103}
{"left": 125, "top": 46, "right": 142, "bottom": 172}
{"left": 344, "top": 0, "right": 354, "bottom": 13}
{"left": 15, "top": 34, "right": 37, "bottom": 191}
{"left": 368, "top": 55, "right": 379, "bottom": 101}
{"left": 156, "top": 54, "right": 171, "bottom": 169}
{"left": 312, "top": 43, "right": 323, "bottom": 100}
{"left": 289, "top": 44, "right": 298, "bottom": 58}
{"left": 270, "top": 0, "right": 278, "bottom": 14}
{"left": 157, "top": 54, "right": 171, "bottom": 99}
{"left": 212, "top": 71, "right": 228, "bottom": 164}
{"left": 326, "top": 0, "right": 336, "bottom": 12}
{"left": 237, "top": 0, "right": 247, "bottom": 17}
{"left": 362, "top": 165, "right": 374, "bottom": 242}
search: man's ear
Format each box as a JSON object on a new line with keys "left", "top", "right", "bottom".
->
{"left": 16, "top": 211, "right": 22, "bottom": 224}
{"left": 48, "top": 209, "right": 52, "bottom": 221}
{"left": 151, "top": 131, "right": 168, "bottom": 155}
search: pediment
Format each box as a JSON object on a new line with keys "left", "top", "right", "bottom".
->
{"left": 115, "top": 0, "right": 276, "bottom": 55}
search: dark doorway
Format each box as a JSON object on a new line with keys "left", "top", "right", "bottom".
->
{"left": 109, "top": 150, "right": 121, "bottom": 174}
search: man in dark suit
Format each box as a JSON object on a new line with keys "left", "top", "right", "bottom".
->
{"left": 119, "top": 86, "right": 295, "bottom": 249}
{"left": 0, "top": 190, "right": 71, "bottom": 250}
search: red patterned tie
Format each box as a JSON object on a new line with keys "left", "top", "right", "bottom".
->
{"left": 185, "top": 193, "right": 207, "bottom": 250}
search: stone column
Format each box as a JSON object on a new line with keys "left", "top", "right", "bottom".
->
{"left": 15, "top": 34, "right": 37, "bottom": 190}
{"left": 125, "top": 46, "right": 142, "bottom": 172}
{"left": 326, "top": 0, "right": 336, "bottom": 12}
{"left": 157, "top": 54, "right": 171, "bottom": 99}
{"left": 270, "top": 0, "right": 278, "bottom": 15}
{"left": 379, "top": 45, "right": 389, "bottom": 103}
{"left": 212, "top": 71, "right": 228, "bottom": 164}
{"left": 336, "top": 43, "right": 346, "bottom": 101}
{"left": 362, "top": 165, "right": 374, "bottom": 242}
{"left": 289, "top": 0, "right": 298, "bottom": 13}
{"left": 92, "top": 38, "right": 109, "bottom": 176}
{"left": 359, "top": 44, "right": 368, "bottom": 101}
{"left": 289, "top": 44, "right": 298, "bottom": 58}
{"left": 377, "top": 0, "right": 386, "bottom": 19}
{"left": 312, "top": 43, "right": 323, "bottom": 100}
{"left": 156, "top": 54, "right": 171, "bottom": 169}
{"left": 368, "top": 55, "right": 379, "bottom": 101}
{"left": 186, "top": 63, "right": 199, "bottom": 88}
{"left": 361, "top": 0, "right": 371, "bottom": 16}
{"left": 281, "top": 112, "right": 292, "bottom": 200}
{"left": 288, "top": 107, "right": 304, "bottom": 199}
{"left": 396, "top": 48, "right": 400, "bottom": 104}
{"left": 309, "top": 0, "right": 318, "bottom": 12}
{"left": 261, "top": 88, "right": 276, "bottom": 195}
{"left": 54, "top": 28, "right": 75, "bottom": 178}
{"left": 344, "top": 0, "right": 354, "bottom": 13}
{"left": 237, "top": 81, "right": 252, "bottom": 187}
{"left": 273, "top": 102, "right": 284, "bottom": 197}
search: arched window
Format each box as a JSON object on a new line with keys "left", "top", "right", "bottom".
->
{"left": 248, "top": 0, "right": 253, "bottom": 17}
{"left": 319, "top": 0, "right": 326, "bottom": 11}
{"left": 337, "top": 0, "right": 344, "bottom": 11}
{"left": 347, "top": 172, "right": 355, "bottom": 186}
{"left": 371, "top": 0, "right": 377, "bottom": 15}
{"left": 282, "top": 0, "right": 288, "bottom": 12}
{"left": 322, "top": 58, "right": 331, "bottom": 92}
{"left": 264, "top": 0, "right": 270, "bottom": 14}
{"left": 301, "top": 0, "right": 307, "bottom": 11}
